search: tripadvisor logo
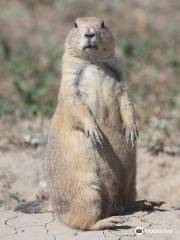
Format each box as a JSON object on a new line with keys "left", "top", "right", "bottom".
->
{"left": 134, "top": 226, "right": 173, "bottom": 235}
{"left": 135, "top": 227, "right": 144, "bottom": 235}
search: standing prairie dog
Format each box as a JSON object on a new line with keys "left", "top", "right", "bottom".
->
{"left": 46, "top": 17, "right": 161, "bottom": 231}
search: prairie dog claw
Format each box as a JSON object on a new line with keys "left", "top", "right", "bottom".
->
{"left": 85, "top": 127, "right": 104, "bottom": 148}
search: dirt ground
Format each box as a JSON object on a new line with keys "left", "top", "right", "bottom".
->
{"left": 0, "top": 117, "right": 179, "bottom": 211}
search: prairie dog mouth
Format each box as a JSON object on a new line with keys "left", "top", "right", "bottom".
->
{"left": 83, "top": 44, "right": 98, "bottom": 50}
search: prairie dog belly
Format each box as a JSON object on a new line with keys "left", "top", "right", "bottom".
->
{"left": 71, "top": 65, "right": 129, "bottom": 203}
{"left": 79, "top": 64, "right": 121, "bottom": 128}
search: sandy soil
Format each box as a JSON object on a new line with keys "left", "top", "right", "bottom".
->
{"left": 137, "top": 147, "right": 180, "bottom": 208}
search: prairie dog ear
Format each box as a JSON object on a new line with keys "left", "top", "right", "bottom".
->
{"left": 74, "top": 22, "right": 78, "bottom": 28}
{"left": 101, "top": 20, "right": 105, "bottom": 29}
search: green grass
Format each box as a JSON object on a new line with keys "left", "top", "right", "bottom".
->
{"left": 4, "top": 41, "right": 63, "bottom": 117}
{"left": 118, "top": 33, "right": 169, "bottom": 69}
{"left": 0, "top": 100, "right": 17, "bottom": 117}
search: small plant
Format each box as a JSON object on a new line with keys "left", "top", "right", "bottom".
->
{"left": 9, "top": 192, "right": 25, "bottom": 203}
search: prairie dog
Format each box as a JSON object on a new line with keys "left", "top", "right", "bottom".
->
{"left": 47, "top": 17, "right": 139, "bottom": 230}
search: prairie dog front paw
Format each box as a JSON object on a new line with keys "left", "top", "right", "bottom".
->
{"left": 123, "top": 123, "right": 139, "bottom": 148}
{"left": 84, "top": 123, "right": 104, "bottom": 147}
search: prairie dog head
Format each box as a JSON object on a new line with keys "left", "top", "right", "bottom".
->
{"left": 65, "top": 17, "right": 115, "bottom": 61}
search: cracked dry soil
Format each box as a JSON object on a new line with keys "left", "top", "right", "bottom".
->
{"left": 1, "top": 209, "right": 180, "bottom": 240}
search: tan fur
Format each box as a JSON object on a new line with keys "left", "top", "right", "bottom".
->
{"left": 46, "top": 17, "right": 138, "bottom": 230}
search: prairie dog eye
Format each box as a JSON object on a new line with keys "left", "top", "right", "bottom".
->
{"left": 101, "top": 21, "right": 105, "bottom": 29}
{"left": 74, "top": 22, "right": 78, "bottom": 28}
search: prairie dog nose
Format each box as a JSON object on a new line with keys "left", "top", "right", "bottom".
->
{"left": 84, "top": 28, "right": 95, "bottom": 38}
